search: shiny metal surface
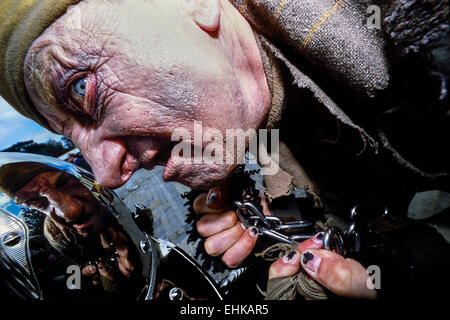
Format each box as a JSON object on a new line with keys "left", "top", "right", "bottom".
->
{"left": 0, "top": 152, "right": 151, "bottom": 300}
{"left": 0, "top": 152, "right": 224, "bottom": 301}
{"left": 169, "top": 287, "right": 183, "bottom": 300}
{"left": 234, "top": 200, "right": 315, "bottom": 244}
{"left": 0, "top": 209, "right": 41, "bottom": 299}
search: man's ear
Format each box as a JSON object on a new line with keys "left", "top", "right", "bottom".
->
{"left": 186, "top": 0, "right": 221, "bottom": 32}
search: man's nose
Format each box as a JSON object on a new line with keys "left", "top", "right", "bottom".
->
{"left": 80, "top": 139, "right": 137, "bottom": 189}
{"left": 57, "top": 193, "right": 84, "bottom": 223}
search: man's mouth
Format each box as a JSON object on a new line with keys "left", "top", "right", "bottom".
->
{"left": 130, "top": 137, "right": 175, "bottom": 169}
{"left": 72, "top": 214, "right": 95, "bottom": 231}
{"left": 154, "top": 142, "right": 174, "bottom": 167}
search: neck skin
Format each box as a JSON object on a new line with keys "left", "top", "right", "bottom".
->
{"left": 217, "top": 0, "right": 271, "bottom": 130}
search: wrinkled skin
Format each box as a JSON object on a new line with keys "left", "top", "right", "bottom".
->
{"left": 15, "top": 170, "right": 106, "bottom": 237}
{"left": 15, "top": 170, "right": 135, "bottom": 285}
{"left": 24, "top": 0, "right": 271, "bottom": 190}
{"left": 23, "top": 0, "right": 374, "bottom": 299}
{"left": 194, "top": 184, "right": 376, "bottom": 299}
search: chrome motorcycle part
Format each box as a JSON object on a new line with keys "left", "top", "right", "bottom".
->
{"left": 0, "top": 152, "right": 224, "bottom": 301}
{"left": 0, "top": 209, "right": 41, "bottom": 300}
{"left": 169, "top": 287, "right": 183, "bottom": 300}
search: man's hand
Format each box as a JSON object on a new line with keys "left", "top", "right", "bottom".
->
{"left": 81, "top": 227, "right": 135, "bottom": 293}
{"left": 195, "top": 186, "right": 376, "bottom": 299}
{"left": 193, "top": 184, "right": 263, "bottom": 268}
{"left": 82, "top": 262, "right": 116, "bottom": 292}
{"left": 269, "top": 233, "right": 377, "bottom": 299}
{"left": 102, "top": 227, "right": 135, "bottom": 278}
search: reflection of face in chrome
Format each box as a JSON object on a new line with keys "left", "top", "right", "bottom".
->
{"left": 15, "top": 170, "right": 106, "bottom": 237}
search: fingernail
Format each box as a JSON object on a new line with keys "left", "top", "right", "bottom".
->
{"left": 313, "top": 232, "right": 324, "bottom": 245}
{"left": 250, "top": 227, "right": 258, "bottom": 238}
{"left": 283, "top": 251, "right": 298, "bottom": 263}
{"left": 301, "top": 251, "right": 321, "bottom": 275}
{"left": 89, "top": 266, "right": 96, "bottom": 272}
{"left": 207, "top": 191, "right": 220, "bottom": 204}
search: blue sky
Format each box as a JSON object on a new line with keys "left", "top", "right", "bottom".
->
{"left": 0, "top": 96, "right": 62, "bottom": 150}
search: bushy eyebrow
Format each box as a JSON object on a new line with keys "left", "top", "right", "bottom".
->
{"left": 24, "top": 39, "right": 93, "bottom": 133}
{"left": 24, "top": 22, "right": 123, "bottom": 136}
{"left": 25, "top": 42, "right": 60, "bottom": 105}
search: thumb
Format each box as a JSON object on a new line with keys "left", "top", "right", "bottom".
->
{"left": 206, "top": 183, "right": 229, "bottom": 209}
{"left": 193, "top": 183, "right": 230, "bottom": 214}
{"left": 300, "top": 249, "right": 377, "bottom": 299}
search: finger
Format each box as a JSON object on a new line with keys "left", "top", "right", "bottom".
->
{"left": 107, "top": 227, "right": 118, "bottom": 242}
{"left": 100, "top": 227, "right": 118, "bottom": 249}
{"left": 259, "top": 195, "right": 272, "bottom": 216}
{"left": 204, "top": 223, "right": 244, "bottom": 256}
{"left": 222, "top": 227, "right": 259, "bottom": 268}
{"left": 116, "top": 230, "right": 129, "bottom": 244}
{"left": 117, "top": 254, "right": 134, "bottom": 272}
{"left": 196, "top": 210, "right": 238, "bottom": 237}
{"left": 118, "top": 258, "right": 133, "bottom": 278}
{"left": 268, "top": 251, "right": 301, "bottom": 280}
{"left": 193, "top": 193, "right": 227, "bottom": 214}
{"left": 206, "top": 183, "right": 229, "bottom": 209}
{"left": 116, "top": 245, "right": 129, "bottom": 259}
{"left": 300, "top": 249, "right": 377, "bottom": 299}
{"left": 267, "top": 232, "right": 324, "bottom": 279}
{"left": 97, "top": 263, "right": 114, "bottom": 281}
{"left": 296, "top": 232, "right": 324, "bottom": 253}
{"left": 82, "top": 265, "right": 97, "bottom": 277}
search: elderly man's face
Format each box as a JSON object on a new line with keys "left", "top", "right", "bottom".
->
{"left": 15, "top": 171, "right": 106, "bottom": 237}
{"left": 24, "top": 0, "right": 270, "bottom": 190}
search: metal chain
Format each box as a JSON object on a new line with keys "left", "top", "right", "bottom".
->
{"left": 234, "top": 200, "right": 315, "bottom": 244}
{"left": 234, "top": 200, "right": 384, "bottom": 256}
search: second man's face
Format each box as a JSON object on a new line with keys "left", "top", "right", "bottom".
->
{"left": 16, "top": 170, "right": 105, "bottom": 237}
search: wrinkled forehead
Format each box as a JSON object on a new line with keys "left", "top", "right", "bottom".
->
{"left": 23, "top": 0, "right": 197, "bottom": 132}
{"left": 24, "top": 1, "right": 124, "bottom": 82}
{"left": 22, "top": 3, "right": 105, "bottom": 132}
{"left": 27, "top": 0, "right": 192, "bottom": 68}
{"left": 17, "top": 171, "right": 61, "bottom": 193}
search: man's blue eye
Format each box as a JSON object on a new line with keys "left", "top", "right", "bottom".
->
{"left": 71, "top": 77, "right": 87, "bottom": 103}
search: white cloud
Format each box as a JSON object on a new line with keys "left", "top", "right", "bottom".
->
{"left": 0, "top": 97, "right": 61, "bottom": 149}
{"left": 0, "top": 97, "right": 27, "bottom": 122}
{"left": 0, "top": 99, "right": 28, "bottom": 146}
{"left": 0, "top": 122, "right": 24, "bottom": 136}
{"left": 26, "top": 129, "right": 61, "bottom": 143}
